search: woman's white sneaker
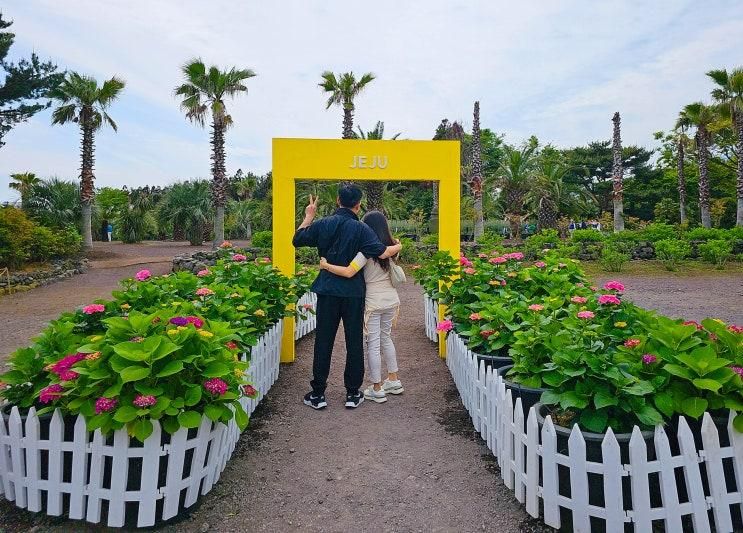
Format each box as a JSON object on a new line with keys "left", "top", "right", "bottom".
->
{"left": 382, "top": 379, "right": 404, "bottom": 394}
{"left": 364, "top": 386, "right": 387, "bottom": 403}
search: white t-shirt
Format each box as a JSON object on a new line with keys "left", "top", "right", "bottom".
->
{"left": 350, "top": 252, "right": 400, "bottom": 311}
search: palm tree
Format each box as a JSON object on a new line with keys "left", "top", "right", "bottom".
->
{"left": 8, "top": 172, "right": 39, "bottom": 209}
{"left": 683, "top": 102, "right": 717, "bottom": 228}
{"left": 611, "top": 112, "right": 624, "bottom": 232}
{"left": 496, "top": 145, "right": 537, "bottom": 240}
{"left": 674, "top": 112, "right": 693, "bottom": 224}
{"left": 432, "top": 119, "right": 465, "bottom": 231}
{"left": 356, "top": 121, "right": 400, "bottom": 211}
{"left": 175, "top": 59, "right": 256, "bottom": 247}
{"left": 25, "top": 177, "right": 81, "bottom": 229}
{"left": 158, "top": 181, "right": 212, "bottom": 246}
{"left": 707, "top": 67, "right": 743, "bottom": 226}
{"left": 525, "top": 159, "right": 568, "bottom": 230}
{"left": 471, "top": 102, "right": 484, "bottom": 239}
{"left": 319, "top": 71, "right": 375, "bottom": 139}
{"left": 50, "top": 72, "right": 125, "bottom": 250}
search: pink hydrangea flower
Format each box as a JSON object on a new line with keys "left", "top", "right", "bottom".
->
{"left": 598, "top": 294, "right": 621, "bottom": 305}
{"left": 463, "top": 267, "right": 476, "bottom": 275}
{"left": 196, "top": 269, "right": 210, "bottom": 277}
{"left": 683, "top": 320, "right": 703, "bottom": 331}
{"left": 730, "top": 366, "right": 743, "bottom": 377}
{"left": 489, "top": 256, "right": 507, "bottom": 264}
{"left": 459, "top": 256, "right": 473, "bottom": 267}
{"left": 196, "top": 287, "right": 214, "bottom": 297}
{"left": 478, "top": 253, "right": 488, "bottom": 259}
{"left": 624, "top": 339, "right": 641, "bottom": 348}
{"left": 242, "top": 384, "right": 258, "bottom": 397}
{"left": 505, "top": 252, "right": 524, "bottom": 261}
{"left": 135, "top": 269, "right": 151, "bottom": 281}
{"left": 729, "top": 325, "right": 743, "bottom": 334}
{"left": 220, "top": 241, "right": 232, "bottom": 248}
{"left": 133, "top": 395, "right": 157, "bottom": 408}
{"left": 58, "top": 370, "right": 79, "bottom": 381}
{"left": 480, "top": 329, "right": 495, "bottom": 338}
{"left": 260, "top": 257, "right": 272, "bottom": 263}
{"left": 186, "top": 316, "right": 204, "bottom": 328}
{"left": 95, "top": 397, "right": 118, "bottom": 414}
{"left": 436, "top": 320, "right": 453, "bottom": 333}
{"left": 642, "top": 353, "right": 657, "bottom": 364}
{"left": 534, "top": 261, "right": 546, "bottom": 268}
{"left": 39, "top": 384, "right": 64, "bottom": 404}
{"left": 49, "top": 353, "right": 86, "bottom": 376}
{"left": 577, "top": 311, "right": 595, "bottom": 320}
{"left": 528, "top": 304, "right": 544, "bottom": 311}
{"left": 570, "top": 296, "right": 587, "bottom": 304}
{"left": 204, "top": 378, "right": 228, "bottom": 396}
{"left": 469, "top": 313, "right": 482, "bottom": 321}
{"left": 225, "top": 341, "right": 239, "bottom": 350}
{"left": 82, "top": 304, "right": 105, "bottom": 315}
{"left": 232, "top": 253, "right": 247, "bottom": 262}
{"left": 302, "top": 303, "right": 314, "bottom": 311}
{"left": 603, "top": 281, "right": 625, "bottom": 292}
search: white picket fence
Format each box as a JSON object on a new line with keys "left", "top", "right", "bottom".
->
{"left": 445, "top": 330, "right": 743, "bottom": 532}
{"left": 0, "top": 321, "right": 287, "bottom": 528}
{"left": 423, "top": 293, "right": 439, "bottom": 342}
{"left": 295, "top": 292, "right": 318, "bottom": 340}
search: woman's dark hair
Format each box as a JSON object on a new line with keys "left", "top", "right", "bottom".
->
{"left": 362, "top": 210, "right": 395, "bottom": 271}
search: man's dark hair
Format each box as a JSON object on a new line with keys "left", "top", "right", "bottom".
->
{"left": 338, "top": 184, "right": 363, "bottom": 208}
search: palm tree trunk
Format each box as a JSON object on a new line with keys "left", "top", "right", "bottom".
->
{"left": 245, "top": 218, "right": 252, "bottom": 241}
{"left": 697, "top": 128, "right": 712, "bottom": 229}
{"left": 429, "top": 182, "right": 439, "bottom": 233}
{"left": 735, "top": 111, "right": 743, "bottom": 227}
{"left": 365, "top": 182, "right": 384, "bottom": 211}
{"left": 471, "top": 102, "right": 484, "bottom": 239}
{"left": 342, "top": 107, "right": 354, "bottom": 139}
{"left": 79, "top": 110, "right": 95, "bottom": 250}
{"left": 677, "top": 137, "right": 687, "bottom": 224}
{"left": 611, "top": 112, "right": 624, "bottom": 232}
{"left": 211, "top": 118, "right": 227, "bottom": 247}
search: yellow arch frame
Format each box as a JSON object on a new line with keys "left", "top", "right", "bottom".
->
{"left": 272, "top": 138, "right": 460, "bottom": 363}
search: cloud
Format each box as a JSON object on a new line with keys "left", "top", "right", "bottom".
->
{"left": 1, "top": 0, "right": 741, "bottom": 200}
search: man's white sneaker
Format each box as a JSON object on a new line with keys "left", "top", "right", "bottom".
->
{"left": 364, "top": 386, "right": 388, "bottom": 403}
{"left": 382, "top": 379, "right": 404, "bottom": 395}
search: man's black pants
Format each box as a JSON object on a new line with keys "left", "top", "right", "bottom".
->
{"left": 311, "top": 294, "right": 365, "bottom": 395}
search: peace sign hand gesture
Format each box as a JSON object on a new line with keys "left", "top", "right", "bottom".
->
{"left": 305, "top": 194, "right": 319, "bottom": 220}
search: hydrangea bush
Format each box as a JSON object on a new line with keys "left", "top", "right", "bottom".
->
{"left": 0, "top": 248, "right": 309, "bottom": 442}
{"left": 423, "top": 250, "right": 743, "bottom": 434}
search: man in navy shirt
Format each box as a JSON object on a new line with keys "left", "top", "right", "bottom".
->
{"left": 293, "top": 185, "right": 401, "bottom": 409}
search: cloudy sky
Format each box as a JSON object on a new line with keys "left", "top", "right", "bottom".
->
{"left": 1, "top": 0, "right": 742, "bottom": 202}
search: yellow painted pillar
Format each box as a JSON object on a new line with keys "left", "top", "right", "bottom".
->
{"left": 272, "top": 146, "right": 297, "bottom": 363}
{"left": 437, "top": 157, "right": 461, "bottom": 358}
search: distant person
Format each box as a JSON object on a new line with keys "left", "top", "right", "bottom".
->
{"left": 580, "top": 221, "right": 587, "bottom": 230}
{"left": 293, "top": 186, "right": 402, "bottom": 410}
{"left": 319, "top": 210, "right": 404, "bottom": 404}
{"left": 569, "top": 220, "right": 576, "bottom": 231}
{"left": 107, "top": 223, "right": 113, "bottom": 242}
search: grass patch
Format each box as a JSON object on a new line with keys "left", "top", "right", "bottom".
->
{"left": 581, "top": 259, "right": 743, "bottom": 278}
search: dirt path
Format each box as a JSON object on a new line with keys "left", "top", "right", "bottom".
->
{"left": 158, "top": 280, "right": 535, "bottom": 533}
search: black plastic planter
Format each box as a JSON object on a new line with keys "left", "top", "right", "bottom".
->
{"left": 535, "top": 403, "right": 657, "bottom": 533}
{"left": 498, "top": 365, "right": 546, "bottom": 417}
{"left": 474, "top": 346, "right": 512, "bottom": 370}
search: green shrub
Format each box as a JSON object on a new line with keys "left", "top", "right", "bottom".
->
{"left": 599, "top": 244, "right": 630, "bottom": 272}
{"left": 252, "top": 230, "right": 272, "bottom": 248}
{"left": 296, "top": 247, "right": 319, "bottom": 265}
{"left": 421, "top": 233, "right": 439, "bottom": 246}
{"left": 637, "top": 222, "right": 677, "bottom": 242}
{"left": 397, "top": 237, "right": 421, "bottom": 265}
{"left": 28, "top": 226, "right": 59, "bottom": 262}
{"left": 686, "top": 227, "right": 727, "bottom": 242}
{"left": 475, "top": 231, "right": 504, "bottom": 254}
{"left": 605, "top": 230, "right": 639, "bottom": 247}
{"left": 117, "top": 209, "right": 156, "bottom": 244}
{"left": 699, "top": 239, "right": 733, "bottom": 269}
{"left": 571, "top": 229, "right": 605, "bottom": 243}
{"left": 0, "top": 207, "right": 36, "bottom": 268}
{"left": 654, "top": 239, "right": 691, "bottom": 271}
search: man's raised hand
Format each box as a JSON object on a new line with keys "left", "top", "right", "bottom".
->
{"left": 305, "top": 194, "right": 319, "bottom": 219}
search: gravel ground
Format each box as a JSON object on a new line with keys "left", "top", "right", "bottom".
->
{"left": 594, "top": 272, "right": 742, "bottom": 325}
